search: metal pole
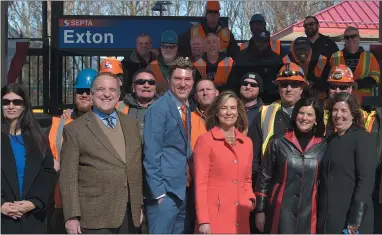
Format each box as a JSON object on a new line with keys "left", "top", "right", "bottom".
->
{"left": 0, "top": 1, "right": 8, "bottom": 87}
{"left": 42, "top": 0, "right": 49, "bottom": 113}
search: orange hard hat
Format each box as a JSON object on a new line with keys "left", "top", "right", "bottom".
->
{"left": 327, "top": 65, "right": 355, "bottom": 84}
{"left": 206, "top": 1, "right": 221, "bottom": 11}
{"left": 100, "top": 57, "right": 123, "bottom": 75}
{"left": 274, "top": 62, "right": 309, "bottom": 85}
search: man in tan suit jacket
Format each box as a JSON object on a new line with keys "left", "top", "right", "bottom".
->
{"left": 59, "top": 73, "right": 143, "bottom": 234}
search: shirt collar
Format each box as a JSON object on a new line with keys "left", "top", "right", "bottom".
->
{"left": 169, "top": 91, "right": 184, "bottom": 109}
{"left": 92, "top": 107, "right": 116, "bottom": 120}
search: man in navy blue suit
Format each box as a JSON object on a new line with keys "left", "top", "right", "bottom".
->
{"left": 143, "top": 57, "right": 194, "bottom": 234}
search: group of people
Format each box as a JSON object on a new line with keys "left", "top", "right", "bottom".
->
{"left": 1, "top": 0, "right": 382, "bottom": 234}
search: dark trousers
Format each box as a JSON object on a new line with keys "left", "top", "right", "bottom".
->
{"left": 47, "top": 208, "right": 67, "bottom": 234}
{"left": 374, "top": 202, "right": 382, "bottom": 234}
{"left": 184, "top": 186, "right": 196, "bottom": 234}
{"left": 81, "top": 203, "right": 138, "bottom": 234}
{"left": 145, "top": 193, "right": 187, "bottom": 234}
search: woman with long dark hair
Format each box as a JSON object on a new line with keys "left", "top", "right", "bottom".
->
{"left": 254, "top": 96, "right": 327, "bottom": 234}
{"left": 1, "top": 83, "right": 57, "bottom": 234}
{"left": 317, "top": 92, "right": 377, "bottom": 234}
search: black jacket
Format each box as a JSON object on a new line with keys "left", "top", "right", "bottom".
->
{"left": 121, "top": 51, "right": 156, "bottom": 94}
{"left": 178, "top": 21, "right": 240, "bottom": 60}
{"left": 245, "top": 98, "right": 264, "bottom": 129}
{"left": 233, "top": 45, "right": 282, "bottom": 102}
{"left": 311, "top": 33, "right": 339, "bottom": 61}
{"left": 1, "top": 131, "right": 57, "bottom": 234}
{"left": 317, "top": 125, "right": 377, "bottom": 234}
{"left": 255, "top": 130, "right": 327, "bottom": 233}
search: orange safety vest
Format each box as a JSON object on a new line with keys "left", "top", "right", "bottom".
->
{"left": 193, "top": 57, "right": 233, "bottom": 85}
{"left": 282, "top": 54, "right": 327, "bottom": 78}
{"left": 115, "top": 101, "right": 130, "bottom": 115}
{"left": 330, "top": 50, "right": 381, "bottom": 104}
{"left": 148, "top": 60, "right": 168, "bottom": 95}
{"left": 191, "top": 110, "right": 208, "bottom": 150}
{"left": 239, "top": 40, "right": 282, "bottom": 55}
{"left": 191, "top": 24, "right": 230, "bottom": 53}
{"left": 48, "top": 117, "right": 73, "bottom": 208}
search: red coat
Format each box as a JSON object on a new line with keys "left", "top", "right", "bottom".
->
{"left": 193, "top": 126, "right": 256, "bottom": 234}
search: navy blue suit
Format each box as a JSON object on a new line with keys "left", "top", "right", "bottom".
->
{"left": 143, "top": 91, "right": 191, "bottom": 234}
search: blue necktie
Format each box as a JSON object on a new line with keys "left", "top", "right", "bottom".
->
{"left": 104, "top": 116, "right": 115, "bottom": 129}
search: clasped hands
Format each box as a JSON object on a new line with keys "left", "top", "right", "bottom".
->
{"left": 1, "top": 200, "right": 36, "bottom": 219}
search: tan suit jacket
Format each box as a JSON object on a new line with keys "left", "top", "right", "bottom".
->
{"left": 59, "top": 111, "right": 143, "bottom": 229}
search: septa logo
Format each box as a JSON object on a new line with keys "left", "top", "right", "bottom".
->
{"left": 104, "top": 62, "right": 112, "bottom": 69}
{"left": 63, "top": 20, "right": 69, "bottom": 26}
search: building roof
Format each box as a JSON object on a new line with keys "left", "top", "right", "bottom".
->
{"left": 272, "top": 1, "right": 379, "bottom": 41}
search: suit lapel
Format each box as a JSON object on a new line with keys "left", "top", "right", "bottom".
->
{"left": 22, "top": 132, "right": 42, "bottom": 198}
{"left": 1, "top": 132, "right": 21, "bottom": 199}
{"left": 85, "top": 112, "right": 125, "bottom": 164}
{"left": 118, "top": 111, "right": 131, "bottom": 166}
{"left": 166, "top": 93, "right": 187, "bottom": 142}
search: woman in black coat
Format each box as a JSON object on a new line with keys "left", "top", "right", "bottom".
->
{"left": 254, "top": 97, "right": 327, "bottom": 234}
{"left": 1, "top": 83, "right": 57, "bottom": 234}
{"left": 317, "top": 92, "right": 377, "bottom": 234}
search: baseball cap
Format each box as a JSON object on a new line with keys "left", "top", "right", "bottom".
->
{"left": 293, "top": 37, "right": 311, "bottom": 50}
{"left": 250, "top": 14, "right": 265, "bottom": 24}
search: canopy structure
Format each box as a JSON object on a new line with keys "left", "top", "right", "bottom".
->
{"left": 272, "top": 1, "right": 379, "bottom": 41}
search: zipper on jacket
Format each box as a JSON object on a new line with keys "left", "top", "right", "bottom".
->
{"left": 295, "top": 155, "right": 305, "bottom": 232}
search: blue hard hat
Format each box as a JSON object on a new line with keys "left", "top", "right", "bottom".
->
{"left": 75, "top": 69, "right": 98, "bottom": 89}
{"left": 161, "top": 30, "right": 178, "bottom": 44}
{"left": 250, "top": 14, "right": 265, "bottom": 24}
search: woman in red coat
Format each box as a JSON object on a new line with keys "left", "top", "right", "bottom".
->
{"left": 193, "top": 91, "right": 256, "bottom": 234}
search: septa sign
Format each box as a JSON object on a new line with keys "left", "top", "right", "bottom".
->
{"left": 57, "top": 17, "right": 210, "bottom": 49}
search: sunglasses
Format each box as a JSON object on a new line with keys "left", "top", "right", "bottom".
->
{"left": 2, "top": 99, "right": 24, "bottom": 106}
{"left": 75, "top": 88, "right": 91, "bottom": 95}
{"left": 207, "top": 10, "right": 219, "bottom": 15}
{"left": 279, "top": 81, "right": 303, "bottom": 88}
{"left": 303, "top": 22, "right": 317, "bottom": 28}
{"left": 134, "top": 79, "right": 156, "bottom": 86}
{"left": 344, "top": 34, "right": 359, "bottom": 40}
{"left": 329, "top": 84, "right": 351, "bottom": 90}
{"left": 241, "top": 81, "right": 259, "bottom": 88}
{"left": 161, "top": 45, "right": 177, "bottom": 50}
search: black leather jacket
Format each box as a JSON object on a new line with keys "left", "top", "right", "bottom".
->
{"left": 255, "top": 130, "right": 327, "bottom": 234}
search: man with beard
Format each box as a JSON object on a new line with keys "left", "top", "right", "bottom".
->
{"left": 239, "top": 14, "right": 285, "bottom": 57}
{"left": 234, "top": 30, "right": 282, "bottom": 103}
{"left": 147, "top": 30, "right": 179, "bottom": 96}
{"left": 329, "top": 26, "right": 380, "bottom": 105}
{"left": 193, "top": 33, "right": 234, "bottom": 91}
{"left": 47, "top": 69, "right": 97, "bottom": 234}
{"left": 304, "top": 16, "right": 338, "bottom": 70}
{"left": 190, "top": 36, "right": 206, "bottom": 62}
{"left": 115, "top": 69, "right": 158, "bottom": 136}
{"left": 282, "top": 37, "right": 330, "bottom": 99}
{"left": 184, "top": 78, "right": 219, "bottom": 234}
{"left": 239, "top": 72, "right": 264, "bottom": 131}
{"left": 122, "top": 33, "right": 157, "bottom": 93}
{"left": 178, "top": 1, "right": 240, "bottom": 59}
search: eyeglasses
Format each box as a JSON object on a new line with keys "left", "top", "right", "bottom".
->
{"left": 134, "top": 79, "right": 156, "bottom": 86}
{"left": 329, "top": 84, "right": 351, "bottom": 90}
{"left": 2, "top": 99, "right": 24, "bottom": 106}
{"left": 241, "top": 81, "right": 259, "bottom": 88}
{"left": 344, "top": 34, "right": 359, "bottom": 40}
{"left": 278, "top": 69, "right": 305, "bottom": 78}
{"left": 161, "top": 45, "right": 177, "bottom": 50}
{"left": 75, "top": 88, "right": 91, "bottom": 95}
{"left": 207, "top": 10, "right": 219, "bottom": 15}
{"left": 279, "top": 81, "right": 303, "bottom": 88}
{"left": 303, "top": 22, "right": 317, "bottom": 28}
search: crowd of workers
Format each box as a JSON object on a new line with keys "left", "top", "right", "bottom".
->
{"left": 1, "top": 0, "right": 382, "bottom": 234}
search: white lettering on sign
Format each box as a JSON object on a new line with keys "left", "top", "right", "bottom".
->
{"left": 63, "top": 20, "right": 93, "bottom": 27}
{"left": 63, "top": 30, "right": 114, "bottom": 44}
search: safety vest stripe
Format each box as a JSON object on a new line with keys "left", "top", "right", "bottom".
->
{"left": 365, "top": 111, "right": 376, "bottom": 133}
{"left": 55, "top": 118, "right": 67, "bottom": 163}
{"left": 333, "top": 51, "right": 342, "bottom": 65}
{"left": 361, "top": 51, "right": 371, "bottom": 78}
{"left": 191, "top": 25, "right": 199, "bottom": 37}
{"left": 116, "top": 102, "right": 130, "bottom": 114}
{"left": 224, "top": 57, "right": 229, "bottom": 77}
{"left": 261, "top": 102, "right": 281, "bottom": 155}
{"left": 196, "top": 58, "right": 207, "bottom": 78}
{"left": 283, "top": 55, "right": 291, "bottom": 64}
{"left": 369, "top": 71, "right": 381, "bottom": 83}
{"left": 317, "top": 55, "right": 325, "bottom": 69}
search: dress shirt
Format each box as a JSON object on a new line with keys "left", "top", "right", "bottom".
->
{"left": 93, "top": 107, "right": 117, "bottom": 127}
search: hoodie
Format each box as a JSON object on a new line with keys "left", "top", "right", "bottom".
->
{"left": 123, "top": 93, "right": 158, "bottom": 136}
{"left": 245, "top": 98, "right": 264, "bottom": 128}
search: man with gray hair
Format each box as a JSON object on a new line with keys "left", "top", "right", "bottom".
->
{"left": 60, "top": 73, "right": 143, "bottom": 234}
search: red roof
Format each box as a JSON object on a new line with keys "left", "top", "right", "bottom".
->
{"left": 272, "top": 1, "right": 379, "bottom": 41}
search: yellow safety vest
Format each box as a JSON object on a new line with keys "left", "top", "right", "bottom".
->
{"left": 365, "top": 111, "right": 377, "bottom": 133}
{"left": 260, "top": 101, "right": 281, "bottom": 155}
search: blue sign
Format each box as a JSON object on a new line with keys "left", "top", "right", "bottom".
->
{"left": 58, "top": 17, "right": 228, "bottom": 49}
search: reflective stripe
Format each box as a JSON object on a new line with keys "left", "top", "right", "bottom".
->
{"left": 361, "top": 51, "right": 371, "bottom": 78}
{"left": 261, "top": 101, "right": 281, "bottom": 155}
{"left": 316, "top": 55, "right": 325, "bottom": 70}
{"left": 223, "top": 57, "right": 229, "bottom": 77}
{"left": 191, "top": 25, "right": 199, "bottom": 37}
{"left": 116, "top": 101, "right": 129, "bottom": 114}
{"left": 332, "top": 51, "right": 342, "bottom": 65}
{"left": 196, "top": 58, "right": 207, "bottom": 78}
{"left": 365, "top": 111, "right": 377, "bottom": 133}
{"left": 56, "top": 118, "right": 66, "bottom": 163}
{"left": 282, "top": 55, "right": 291, "bottom": 64}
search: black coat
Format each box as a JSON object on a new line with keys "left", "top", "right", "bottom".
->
{"left": 317, "top": 125, "right": 377, "bottom": 234}
{"left": 255, "top": 130, "right": 327, "bottom": 233}
{"left": 1, "top": 131, "right": 57, "bottom": 234}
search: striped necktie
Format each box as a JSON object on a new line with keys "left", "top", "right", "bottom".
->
{"left": 104, "top": 116, "right": 115, "bottom": 129}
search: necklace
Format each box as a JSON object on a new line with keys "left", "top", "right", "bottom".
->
{"left": 225, "top": 135, "right": 236, "bottom": 146}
